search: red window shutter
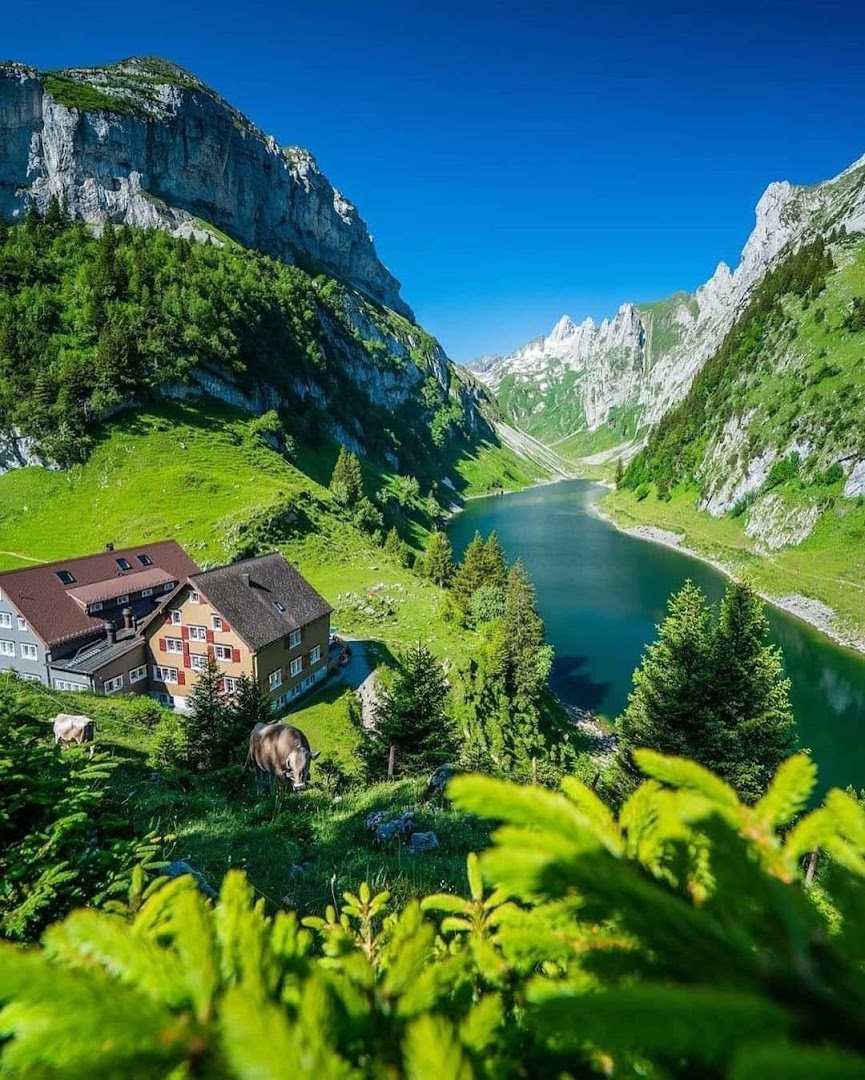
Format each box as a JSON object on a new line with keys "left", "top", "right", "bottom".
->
{"left": 182, "top": 640, "right": 190, "bottom": 657}
{"left": 181, "top": 626, "right": 189, "bottom": 641}
{"left": 177, "top": 670, "right": 186, "bottom": 686}
{"left": 231, "top": 647, "right": 241, "bottom": 664}
{"left": 222, "top": 620, "right": 231, "bottom": 632}
{"left": 164, "top": 612, "right": 172, "bottom": 625}
{"left": 183, "top": 654, "right": 191, "bottom": 669}
{"left": 218, "top": 677, "right": 225, "bottom": 693}
{"left": 158, "top": 637, "right": 166, "bottom": 652}
{"left": 206, "top": 629, "right": 215, "bottom": 644}
{"left": 208, "top": 645, "right": 215, "bottom": 660}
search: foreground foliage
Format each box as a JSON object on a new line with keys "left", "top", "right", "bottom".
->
{"left": 2, "top": 751, "right": 863, "bottom": 1077}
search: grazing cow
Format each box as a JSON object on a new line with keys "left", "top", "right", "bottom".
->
{"left": 52, "top": 713, "right": 95, "bottom": 751}
{"left": 247, "top": 722, "right": 320, "bottom": 792}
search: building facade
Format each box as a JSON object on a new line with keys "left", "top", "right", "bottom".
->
{"left": 142, "top": 553, "right": 332, "bottom": 712}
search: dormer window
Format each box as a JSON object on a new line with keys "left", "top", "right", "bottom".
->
{"left": 116, "top": 594, "right": 129, "bottom": 605}
{"left": 90, "top": 601, "right": 103, "bottom": 613}
{"left": 56, "top": 570, "right": 75, "bottom": 584}
{"left": 116, "top": 557, "right": 132, "bottom": 571}
{"left": 137, "top": 554, "right": 153, "bottom": 566}
{"left": 273, "top": 601, "right": 286, "bottom": 613}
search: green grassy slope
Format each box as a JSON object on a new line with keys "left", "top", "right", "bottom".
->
{"left": 0, "top": 399, "right": 541, "bottom": 666}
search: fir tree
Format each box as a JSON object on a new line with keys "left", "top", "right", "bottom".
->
{"left": 422, "top": 530, "right": 455, "bottom": 587}
{"left": 43, "top": 194, "right": 68, "bottom": 235}
{"left": 452, "top": 530, "right": 507, "bottom": 610}
{"left": 615, "top": 581, "right": 715, "bottom": 789}
{"left": 614, "top": 457, "right": 624, "bottom": 485}
{"left": 185, "top": 656, "right": 234, "bottom": 770}
{"left": 233, "top": 673, "right": 275, "bottom": 732}
{"left": 329, "top": 446, "right": 364, "bottom": 506}
{"left": 503, "top": 560, "right": 553, "bottom": 715}
{"left": 366, "top": 643, "right": 454, "bottom": 777}
{"left": 710, "top": 581, "right": 797, "bottom": 801}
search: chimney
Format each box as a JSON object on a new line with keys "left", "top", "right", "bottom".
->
{"left": 242, "top": 572, "right": 251, "bottom": 587}
{"left": 122, "top": 607, "right": 135, "bottom": 631}
{"left": 106, "top": 624, "right": 117, "bottom": 644}
{"left": 105, "top": 542, "right": 114, "bottom": 552}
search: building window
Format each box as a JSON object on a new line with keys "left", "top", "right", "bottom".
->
{"left": 116, "top": 594, "right": 129, "bottom": 605}
{"left": 309, "top": 645, "right": 322, "bottom": 665}
{"left": 142, "top": 588, "right": 153, "bottom": 598}
{"left": 289, "top": 628, "right": 301, "bottom": 648}
{"left": 116, "top": 557, "right": 132, "bottom": 571}
{"left": 20, "top": 643, "right": 38, "bottom": 661}
{"left": 273, "top": 600, "right": 286, "bottom": 613}
{"left": 137, "top": 554, "right": 153, "bottom": 567}
{"left": 212, "top": 615, "right": 223, "bottom": 631}
{"left": 163, "top": 582, "right": 174, "bottom": 592}
{"left": 21, "top": 673, "right": 42, "bottom": 683}
{"left": 190, "top": 590, "right": 201, "bottom": 604}
{"left": 188, "top": 625, "right": 207, "bottom": 642}
{"left": 56, "top": 570, "right": 75, "bottom": 584}
{"left": 268, "top": 669, "right": 282, "bottom": 691}
{"left": 290, "top": 657, "right": 303, "bottom": 678}
{"left": 0, "top": 612, "right": 11, "bottom": 629}
{"left": 165, "top": 638, "right": 184, "bottom": 654}
{"left": 170, "top": 610, "right": 182, "bottom": 625}
{"left": 153, "top": 665, "right": 178, "bottom": 685}
{"left": 0, "top": 640, "right": 14, "bottom": 657}
{"left": 104, "top": 674, "right": 124, "bottom": 694}
{"left": 55, "top": 679, "right": 86, "bottom": 692}
{"left": 214, "top": 644, "right": 233, "bottom": 661}
{"left": 16, "top": 615, "right": 27, "bottom": 631}
{"left": 129, "top": 665, "right": 147, "bottom": 683}
{"left": 89, "top": 601, "right": 103, "bottom": 613}
{"left": 223, "top": 676, "right": 239, "bottom": 695}
{"left": 190, "top": 654, "right": 208, "bottom": 671}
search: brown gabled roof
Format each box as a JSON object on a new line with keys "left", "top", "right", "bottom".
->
{"left": 67, "top": 567, "right": 176, "bottom": 607}
{"left": 0, "top": 541, "right": 200, "bottom": 647}
{"left": 190, "top": 553, "right": 332, "bottom": 652}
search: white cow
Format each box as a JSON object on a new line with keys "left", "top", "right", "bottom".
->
{"left": 52, "top": 713, "right": 95, "bottom": 752}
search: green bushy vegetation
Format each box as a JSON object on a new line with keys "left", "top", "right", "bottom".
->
{"left": 3, "top": 748, "right": 865, "bottom": 1077}
{"left": 0, "top": 211, "right": 506, "bottom": 501}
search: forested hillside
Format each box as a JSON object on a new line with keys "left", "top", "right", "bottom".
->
{"left": 0, "top": 210, "right": 495, "bottom": 490}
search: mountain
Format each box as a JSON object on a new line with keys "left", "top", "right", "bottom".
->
{"left": 0, "top": 57, "right": 409, "bottom": 316}
{"left": 469, "top": 154, "right": 865, "bottom": 463}
{"left": 0, "top": 56, "right": 546, "bottom": 506}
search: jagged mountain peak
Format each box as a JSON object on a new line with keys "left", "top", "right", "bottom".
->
{"left": 471, "top": 150, "right": 865, "bottom": 447}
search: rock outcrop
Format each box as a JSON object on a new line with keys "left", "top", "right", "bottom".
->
{"left": 0, "top": 57, "right": 411, "bottom": 317}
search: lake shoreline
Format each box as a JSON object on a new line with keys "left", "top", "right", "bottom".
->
{"left": 592, "top": 501, "right": 865, "bottom": 658}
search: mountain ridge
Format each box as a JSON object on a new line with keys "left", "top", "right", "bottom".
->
{"left": 468, "top": 153, "right": 865, "bottom": 451}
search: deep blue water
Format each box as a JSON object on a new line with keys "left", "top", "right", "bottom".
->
{"left": 448, "top": 479, "right": 865, "bottom": 795}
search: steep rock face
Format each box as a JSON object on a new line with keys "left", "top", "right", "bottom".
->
{"left": 472, "top": 154, "right": 865, "bottom": 443}
{"left": 0, "top": 58, "right": 411, "bottom": 317}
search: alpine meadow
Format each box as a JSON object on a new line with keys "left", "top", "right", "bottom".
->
{"left": 2, "top": 13, "right": 865, "bottom": 1080}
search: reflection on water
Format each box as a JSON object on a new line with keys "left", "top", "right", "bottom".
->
{"left": 448, "top": 479, "right": 865, "bottom": 795}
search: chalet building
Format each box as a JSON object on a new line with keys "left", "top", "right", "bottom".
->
{"left": 141, "top": 553, "right": 333, "bottom": 712}
{"left": 0, "top": 542, "right": 200, "bottom": 693}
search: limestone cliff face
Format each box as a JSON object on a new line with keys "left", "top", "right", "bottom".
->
{"left": 0, "top": 58, "right": 411, "bottom": 317}
{"left": 472, "top": 154, "right": 865, "bottom": 442}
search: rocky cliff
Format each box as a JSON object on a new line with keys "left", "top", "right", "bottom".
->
{"left": 0, "top": 57, "right": 411, "bottom": 317}
{"left": 471, "top": 154, "right": 865, "bottom": 452}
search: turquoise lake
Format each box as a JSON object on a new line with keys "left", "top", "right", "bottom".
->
{"left": 447, "top": 479, "right": 865, "bottom": 795}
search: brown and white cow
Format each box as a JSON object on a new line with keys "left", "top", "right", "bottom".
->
{"left": 52, "top": 713, "right": 95, "bottom": 751}
{"left": 247, "top": 722, "right": 320, "bottom": 792}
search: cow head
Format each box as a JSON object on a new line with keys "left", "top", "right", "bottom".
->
{"left": 285, "top": 747, "right": 321, "bottom": 791}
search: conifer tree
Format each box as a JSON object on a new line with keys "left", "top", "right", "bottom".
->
{"left": 366, "top": 643, "right": 454, "bottom": 777}
{"left": 43, "top": 194, "right": 68, "bottom": 235}
{"left": 185, "top": 656, "right": 233, "bottom": 770}
{"left": 329, "top": 446, "right": 364, "bottom": 506}
{"left": 710, "top": 581, "right": 797, "bottom": 801}
{"left": 614, "top": 457, "right": 624, "bottom": 485}
{"left": 232, "top": 673, "right": 275, "bottom": 732}
{"left": 422, "top": 530, "right": 455, "bottom": 587}
{"left": 615, "top": 581, "right": 715, "bottom": 785}
{"left": 452, "top": 530, "right": 507, "bottom": 610}
{"left": 503, "top": 560, "right": 553, "bottom": 715}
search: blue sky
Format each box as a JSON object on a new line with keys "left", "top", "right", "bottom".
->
{"left": 6, "top": 0, "right": 865, "bottom": 361}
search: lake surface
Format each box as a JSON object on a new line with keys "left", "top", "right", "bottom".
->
{"left": 448, "top": 479, "right": 865, "bottom": 795}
